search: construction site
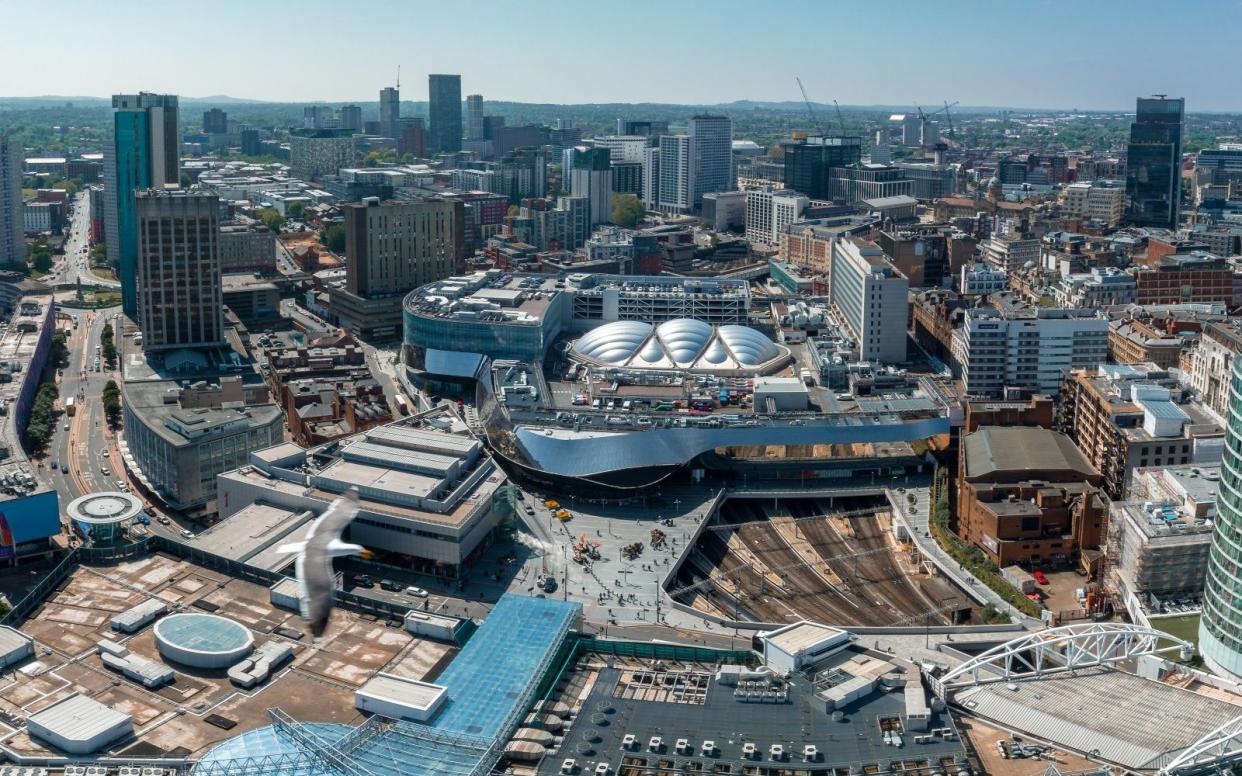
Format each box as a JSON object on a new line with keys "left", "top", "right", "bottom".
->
{"left": 669, "top": 496, "right": 973, "bottom": 627}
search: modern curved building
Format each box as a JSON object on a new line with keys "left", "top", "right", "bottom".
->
{"left": 570, "top": 318, "right": 789, "bottom": 374}
{"left": 403, "top": 270, "right": 751, "bottom": 378}
{"left": 1201, "top": 357, "right": 1242, "bottom": 681}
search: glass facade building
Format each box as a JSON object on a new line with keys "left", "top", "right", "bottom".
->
{"left": 1201, "top": 356, "right": 1242, "bottom": 681}
{"left": 1125, "top": 96, "right": 1183, "bottom": 230}
{"left": 428, "top": 74, "right": 462, "bottom": 154}
{"left": 104, "top": 94, "right": 179, "bottom": 318}
{"left": 783, "top": 136, "right": 863, "bottom": 200}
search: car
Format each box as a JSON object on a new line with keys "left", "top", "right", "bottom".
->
{"left": 116, "top": 481, "right": 128, "bottom": 491}
{"left": 352, "top": 575, "right": 374, "bottom": 588}
{"left": 137, "top": 516, "right": 150, "bottom": 526}
{"left": 404, "top": 586, "right": 429, "bottom": 598}
{"left": 49, "top": 459, "right": 57, "bottom": 470}
{"left": 60, "top": 463, "right": 67, "bottom": 473}
{"left": 102, "top": 450, "right": 109, "bottom": 458}
{"left": 180, "top": 529, "right": 195, "bottom": 539}
{"left": 63, "top": 423, "right": 69, "bottom": 431}
{"left": 1033, "top": 570, "right": 1049, "bottom": 585}
{"left": 379, "top": 579, "right": 401, "bottom": 592}
{"left": 101, "top": 467, "right": 110, "bottom": 476}
{"left": 157, "top": 515, "right": 170, "bottom": 526}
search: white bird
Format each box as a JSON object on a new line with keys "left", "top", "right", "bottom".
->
{"left": 276, "top": 489, "right": 365, "bottom": 638}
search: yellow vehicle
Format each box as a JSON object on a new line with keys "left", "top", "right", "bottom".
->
{"left": 543, "top": 500, "right": 559, "bottom": 509}
{"left": 555, "top": 509, "right": 572, "bottom": 521}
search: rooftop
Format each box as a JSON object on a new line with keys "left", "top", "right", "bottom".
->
{"left": 963, "top": 426, "right": 1097, "bottom": 480}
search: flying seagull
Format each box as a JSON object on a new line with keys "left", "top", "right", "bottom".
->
{"left": 277, "top": 489, "right": 365, "bottom": 638}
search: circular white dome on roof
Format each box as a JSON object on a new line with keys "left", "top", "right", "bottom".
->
{"left": 718, "top": 325, "right": 781, "bottom": 366}
{"left": 570, "top": 319, "right": 788, "bottom": 374}
{"left": 656, "top": 319, "right": 713, "bottom": 365}
{"left": 571, "top": 321, "right": 651, "bottom": 364}
{"left": 155, "top": 613, "right": 254, "bottom": 668}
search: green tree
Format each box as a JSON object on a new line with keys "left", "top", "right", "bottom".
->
{"left": 102, "top": 379, "right": 122, "bottom": 426}
{"left": 256, "top": 207, "right": 285, "bottom": 232}
{"left": 24, "top": 382, "right": 59, "bottom": 453}
{"left": 362, "top": 149, "right": 397, "bottom": 167}
{"left": 100, "top": 322, "right": 117, "bottom": 367}
{"left": 287, "top": 202, "right": 306, "bottom": 221}
{"left": 27, "top": 238, "right": 54, "bottom": 275}
{"left": 50, "top": 330, "right": 68, "bottom": 365}
{"left": 320, "top": 224, "right": 346, "bottom": 254}
{"left": 610, "top": 194, "right": 644, "bottom": 228}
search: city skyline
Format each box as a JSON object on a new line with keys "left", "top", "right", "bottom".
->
{"left": 4, "top": 0, "right": 1242, "bottom": 111}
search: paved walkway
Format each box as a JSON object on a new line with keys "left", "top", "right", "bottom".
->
{"left": 886, "top": 484, "right": 1039, "bottom": 628}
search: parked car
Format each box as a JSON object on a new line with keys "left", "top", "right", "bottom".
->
{"left": 352, "top": 575, "right": 374, "bottom": 588}
{"left": 404, "top": 586, "right": 429, "bottom": 598}
{"left": 1033, "top": 570, "right": 1049, "bottom": 585}
{"left": 379, "top": 579, "right": 401, "bottom": 592}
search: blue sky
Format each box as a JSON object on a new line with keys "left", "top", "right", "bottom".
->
{"left": 4, "top": 0, "right": 1241, "bottom": 110}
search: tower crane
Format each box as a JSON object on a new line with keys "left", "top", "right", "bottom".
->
{"left": 795, "top": 77, "right": 827, "bottom": 136}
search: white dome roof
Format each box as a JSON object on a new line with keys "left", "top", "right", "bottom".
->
{"left": 570, "top": 318, "right": 786, "bottom": 373}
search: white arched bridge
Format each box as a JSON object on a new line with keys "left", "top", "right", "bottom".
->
{"left": 930, "top": 622, "right": 1194, "bottom": 699}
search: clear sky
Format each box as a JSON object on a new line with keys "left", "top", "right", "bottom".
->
{"left": 4, "top": 0, "right": 1241, "bottom": 111}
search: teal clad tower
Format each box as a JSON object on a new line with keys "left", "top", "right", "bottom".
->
{"left": 1201, "top": 354, "right": 1242, "bottom": 680}
{"left": 104, "top": 93, "right": 179, "bottom": 317}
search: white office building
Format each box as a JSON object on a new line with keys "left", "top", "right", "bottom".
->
{"left": 959, "top": 263, "right": 1007, "bottom": 296}
{"left": 657, "top": 135, "right": 692, "bottom": 215}
{"left": 952, "top": 300, "right": 1109, "bottom": 398}
{"left": 1063, "top": 181, "right": 1126, "bottom": 227}
{"left": 830, "top": 239, "right": 909, "bottom": 363}
{"left": 745, "top": 188, "right": 808, "bottom": 246}
{"left": 592, "top": 135, "right": 648, "bottom": 164}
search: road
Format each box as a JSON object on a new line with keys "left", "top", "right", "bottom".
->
{"left": 48, "top": 192, "right": 119, "bottom": 290}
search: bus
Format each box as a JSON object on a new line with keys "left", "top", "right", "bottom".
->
{"left": 394, "top": 394, "right": 410, "bottom": 416}
{"left": 64, "top": 397, "right": 75, "bottom": 417}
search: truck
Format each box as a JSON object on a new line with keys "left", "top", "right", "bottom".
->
{"left": 393, "top": 394, "right": 409, "bottom": 415}
{"left": 800, "top": 368, "right": 814, "bottom": 386}
{"left": 64, "top": 397, "right": 76, "bottom": 417}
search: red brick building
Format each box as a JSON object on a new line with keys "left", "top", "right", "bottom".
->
{"left": 958, "top": 426, "right": 1106, "bottom": 567}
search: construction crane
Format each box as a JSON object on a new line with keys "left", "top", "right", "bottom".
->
{"left": 939, "top": 100, "right": 958, "bottom": 140}
{"left": 833, "top": 99, "right": 847, "bottom": 136}
{"left": 796, "top": 77, "right": 827, "bottom": 137}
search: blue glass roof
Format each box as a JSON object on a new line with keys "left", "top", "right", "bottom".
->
{"left": 157, "top": 613, "right": 251, "bottom": 651}
{"left": 191, "top": 595, "right": 580, "bottom": 776}
{"left": 196, "top": 723, "right": 350, "bottom": 774}
{"left": 428, "top": 593, "right": 579, "bottom": 737}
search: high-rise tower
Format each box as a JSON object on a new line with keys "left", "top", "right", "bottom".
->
{"left": 428, "top": 74, "right": 462, "bottom": 154}
{"left": 104, "top": 93, "right": 180, "bottom": 317}
{"left": 1125, "top": 95, "right": 1184, "bottom": 230}
{"left": 1201, "top": 355, "right": 1242, "bottom": 681}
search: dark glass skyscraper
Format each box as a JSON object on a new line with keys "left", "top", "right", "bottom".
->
{"left": 1125, "top": 96, "right": 1184, "bottom": 230}
{"left": 782, "top": 136, "right": 862, "bottom": 200}
{"left": 428, "top": 74, "right": 462, "bottom": 154}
